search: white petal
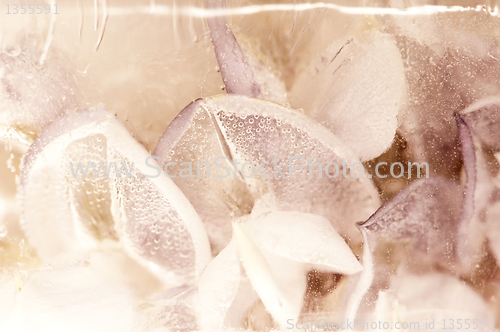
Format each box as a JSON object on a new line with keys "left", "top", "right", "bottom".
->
{"left": 197, "top": 239, "right": 241, "bottom": 330}
{"left": 232, "top": 221, "right": 294, "bottom": 330}
{"left": 290, "top": 30, "right": 405, "bottom": 161}
{"left": 244, "top": 210, "right": 362, "bottom": 275}
{"left": 343, "top": 228, "right": 374, "bottom": 323}
{"left": 208, "top": 95, "right": 380, "bottom": 244}
{"left": 261, "top": 251, "right": 308, "bottom": 325}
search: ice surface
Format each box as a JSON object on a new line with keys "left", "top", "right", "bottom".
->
{"left": 390, "top": 11, "right": 500, "bottom": 177}
{"left": 3, "top": 2, "right": 500, "bottom": 331}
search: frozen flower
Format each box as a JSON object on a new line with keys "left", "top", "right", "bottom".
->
{"left": 2, "top": 1, "right": 500, "bottom": 332}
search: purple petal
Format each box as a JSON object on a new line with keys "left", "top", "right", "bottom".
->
{"left": 359, "top": 177, "right": 461, "bottom": 264}
{"left": 461, "top": 96, "right": 500, "bottom": 150}
{"left": 357, "top": 113, "right": 480, "bottom": 268}
{"left": 455, "top": 113, "right": 477, "bottom": 264}
{"left": 206, "top": 0, "right": 261, "bottom": 97}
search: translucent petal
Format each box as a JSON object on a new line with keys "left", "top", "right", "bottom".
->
{"left": 213, "top": 95, "right": 380, "bottom": 242}
{"left": 157, "top": 95, "right": 380, "bottom": 246}
{"left": 21, "top": 109, "right": 211, "bottom": 284}
{"left": 460, "top": 97, "right": 500, "bottom": 264}
{"left": 197, "top": 239, "right": 240, "bottom": 330}
{"left": 477, "top": 153, "right": 500, "bottom": 265}
{"left": 486, "top": 193, "right": 500, "bottom": 265}
{"left": 154, "top": 99, "right": 254, "bottom": 255}
{"left": 243, "top": 210, "right": 362, "bottom": 275}
{"left": 290, "top": 30, "right": 405, "bottom": 162}
{"left": 359, "top": 114, "right": 480, "bottom": 269}
{"left": 0, "top": 48, "right": 77, "bottom": 136}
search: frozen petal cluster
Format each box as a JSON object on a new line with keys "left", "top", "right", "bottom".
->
{"left": 0, "top": 1, "right": 499, "bottom": 332}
